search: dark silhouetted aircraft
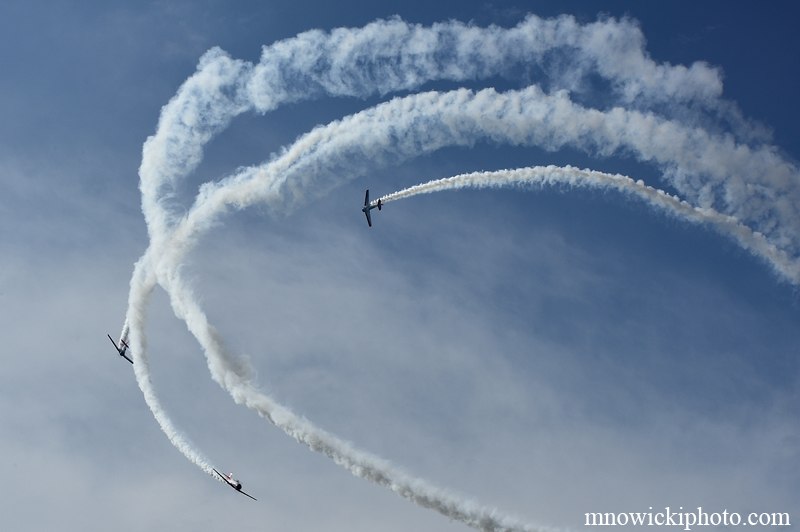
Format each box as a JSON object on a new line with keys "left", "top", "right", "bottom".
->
{"left": 107, "top": 334, "right": 133, "bottom": 364}
{"left": 361, "top": 189, "right": 382, "bottom": 227}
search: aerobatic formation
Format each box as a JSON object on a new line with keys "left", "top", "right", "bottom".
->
{"left": 110, "top": 14, "right": 799, "bottom": 531}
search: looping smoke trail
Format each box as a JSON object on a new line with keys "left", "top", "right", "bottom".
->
{"left": 138, "top": 13, "right": 767, "bottom": 231}
{"left": 120, "top": 14, "right": 800, "bottom": 532}
{"left": 175, "top": 84, "right": 799, "bottom": 264}
{"left": 130, "top": 184, "right": 548, "bottom": 528}
{"left": 375, "top": 165, "right": 800, "bottom": 284}
{"left": 142, "top": 251, "right": 542, "bottom": 531}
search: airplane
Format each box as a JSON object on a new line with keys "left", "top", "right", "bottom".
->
{"left": 213, "top": 469, "right": 257, "bottom": 501}
{"left": 361, "top": 189, "right": 382, "bottom": 227}
{"left": 107, "top": 334, "right": 133, "bottom": 364}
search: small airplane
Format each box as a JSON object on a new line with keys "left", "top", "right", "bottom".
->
{"left": 361, "top": 189, "right": 382, "bottom": 227}
{"left": 107, "top": 334, "right": 133, "bottom": 364}
{"left": 213, "top": 468, "right": 257, "bottom": 501}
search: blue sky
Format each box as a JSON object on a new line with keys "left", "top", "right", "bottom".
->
{"left": 1, "top": 1, "right": 798, "bottom": 530}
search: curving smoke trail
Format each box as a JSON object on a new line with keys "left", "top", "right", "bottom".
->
{"left": 374, "top": 165, "right": 800, "bottom": 284}
{"left": 129, "top": 157, "right": 547, "bottom": 529}
{"left": 178, "top": 85, "right": 800, "bottom": 258}
{"left": 121, "top": 257, "right": 216, "bottom": 476}
{"left": 139, "top": 13, "right": 752, "bottom": 236}
{"left": 145, "top": 257, "right": 542, "bottom": 531}
{"left": 120, "top": 14, "right": 800, "bottom": 531}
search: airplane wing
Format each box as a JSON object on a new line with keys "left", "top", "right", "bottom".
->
{"left": 121, "top": 353, "right": 133, "bottom": 364}
{"left": 239, "top": 490, "right": 257, "bottom": 501}
{"left": 107, "top": 334, "right": 120, "bottom": 352}
{"left": 212, "top": 468, "right": 226, "bottom": 482}
{"left": 363, "top": 189, "right": 373, "bottom": 227}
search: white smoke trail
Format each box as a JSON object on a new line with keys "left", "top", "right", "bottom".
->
{"left": 146, "top": 165, "right": 800, "bottom": 531}
{"left": 130, "top": 85, "right": 800, "bottom": 524}
{"left": 121, "top": 255, "right": 215, "bottom": 476}
{"left": 178, "top": 85, "right": 799, "bottom": 267}
{"left": 139, "top": 14, "right": 749, "bottom": 235}
{"left": 136, "top": 127, "right": 554, "bottom": 529}
{"left": 119, "top": 13, "right": 800, "bottom": 531}
{"left": 375, "top": 165, "right": 800, "bottom": 284}
{"left": 139, "top": 16, "right": 800, "bottom": 278}
{"left": 142, "top": 255, "right": 545, "bottom": 531}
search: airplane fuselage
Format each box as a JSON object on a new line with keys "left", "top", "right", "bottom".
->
{"left": 213, "top": 468, "right": 256, "bottom": 500}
